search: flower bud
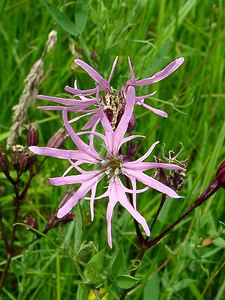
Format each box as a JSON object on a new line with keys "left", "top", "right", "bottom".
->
{"left": 216, "top": 161, "right": 225, "bottom": 188}
{"left": 19, "top": 150, "right": 30, "bottom": 172}
{"left": 12, "top": 145, "right": 25, "bottom": 171}
{"left": 0, "top": 148, "right": 9, "bottom": 174}
{"left": 27, "top": 123, "right": 38, "bottom": 146}
{"left": 24, "top": 215, "right": 38, "bottom": 230}
{"left": 47, "top": 127, "right": 67, "bottom": 148}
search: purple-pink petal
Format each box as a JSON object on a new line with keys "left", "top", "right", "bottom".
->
{"left": 124, "top": 161, "right": 184, "bottom": 172}
{"left": 128, "top": 57, "right": 136, "bottom": 82}
{"left": 82, "top": 113, "right": 101, "bottom": 130}
{"left": 57, "top": 173, "right": 103, "bottom": 218}
{"left": 29, "top": 146, "right": 89, "bottom": 161}
{"left": 136, "top": 91, "right": 157, "bottom": 102}
{"left": 108, "top": 56, "right": 118, "bottom": 82}
{"left": 63, "top": 110, "right": 101, "bottom": 161}
{"left": 135, "top": 141, "right": 159, "bottom": 163}
{"left": 123, "top": 168, "right": 181, "bottom": 199}
{"left": 141, "top": 102, "right": 168, "bottom": 118}
{"left": 128, "top": 57, "right": 184, "bottom": 86}
{"left": 113, "top": 86, "right": 136, "bottom": 154}
{"left": 50, "top": 170, "right": 101, "bottom": 186}
{"left": 90, "top": 182, "right": 98, "bottom": 221}
{"left": 119, "top": 134, "right": 144, "bottom": 149}
{"left": 75, "top": 59, "right": 110, "bottom": 91}
{"left": 106, "top": 188, "right": 118, "bottom": 248}
{"left": 65, "top": 85, "right": 97, "bottom": 96}
{"left": 37, "top": 95, "right": 78, "bottom": 106}
{"left": 114, "top": 178, "right": 150, "bottom": 236}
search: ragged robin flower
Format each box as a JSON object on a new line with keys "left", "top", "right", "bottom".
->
{"left": 30, "top": 86, "right": 183, "bottom": 248}
{"left": 37, "top": 56, "right": 184, "bottom": 130}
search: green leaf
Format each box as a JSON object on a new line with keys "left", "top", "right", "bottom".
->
{"left": 117, "top": 275, "right": 140, "bottom": 289}
{"left": 84, "top": 249, "right": 105, "bottom": 283}
{"left": 169, "top": 279, "right": 196, "bottom": 292}
{"left": 110, "top": 247, "right": 125, "bottom": 278}
{"left": 76, "top": 284, "right": 88, "bottom": 300}
{"left": 213, "top": 237, "right": 225, "bottom": 248}
{"left": 0, "top": 131, "right": 9, "bottom": 141}
{"left": 41, "top": 0, "right": 79, "bottom": 36}
{"left": 144, "top": 273, "right": 160, "bottom": 300}
{"left": 75, "top": 0, "right": 88, "bottom": 34}
{"left": 74, "top": 204, "right": 83, "bottom": 254}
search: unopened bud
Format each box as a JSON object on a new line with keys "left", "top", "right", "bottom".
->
{"left": 12, "top": 145, "right": 31, "bottom": 173}
{"left": 24, "top": 215, "right": 38, "bottom": 230}
{"left": 0, "top": 148, "right": 9, "bottom": 174}
{"left": 19, "top": 150, "right": 30, "bottom": 172}
{"left": 12, "top": 145, "right": 25, "bottom": 171}
{"left": 47, "top": 127, "right": 67, "bottom": 148}
{"left": 216, "top": 161, "right": 225, "bottom": 188}
{"left": 27, "top": 123, "right": 39, "bottom": 146}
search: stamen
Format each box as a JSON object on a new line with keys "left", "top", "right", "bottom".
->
{"left": 101, "top": 155, "right": 123, "bottom": 179}
{"left": 100, "top": 92, "right": 125, "bottom": 129}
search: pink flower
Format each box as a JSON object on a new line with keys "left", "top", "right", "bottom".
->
{"left": 30, "top": 86, "right": 183, "bottom": 247}
{"left": 37, "top": 56, "right": 184, "bottom": 129}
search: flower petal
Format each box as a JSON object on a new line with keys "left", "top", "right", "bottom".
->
{"left": 108, "top": 56, "right": 118, "bottom": 82}
{"left": 113, "top": 86, "right": 136, "bottom": 154}
{"left": 57, "top": 173, "right": 103, "bottom": 218}
{"left": 82, "top": 114, "right": 101, "bottom": 130}
{"left": 65, "top": 85, "right": 97, "bottom": 96}
{"left": 113, "top": 178, "right": 150, "bottom": 236}
{"left": 75, "top": 59, "right": 110, "bottom": 91}
{"left": 135, "top": 141, "right": 159, "bottom": 163}
{"left": 90, "top": 182, "right": 98, "bottom": 221}
{"left": 130, "top": 177, "right": 137, "bottom": 209}
{"left": 123, "top": 168, "right": 181, "bottom": 198}
{"left": 50, "top": 170, "right": 101, "bottom": 186}
{"left": 37, "top": 94, "right": 96, "bottom": 106}
{"left": 141, "top": 102, "right": 168, "bottom": 118}
{"left": 119, "top": 134, "right": 144, "bottom": 149}
{"left": 124, "top": 162, "right": 184, "bottom": 172}
{"left": 128, "top": 57, "right": 136, "bottom": 82}
{"left": 106, "top": 185, "right": 118, "bottom": 248}
{"left": 128, "top": 57, "right": 184, "bottom": 86}
{"left": 29, "top": 146, "right": 88, "bottom": 160}
{"left": 136, "top": 91, "right": 157, "bottom": 102}
{"left": 63, "top": 110, "right": 101, "bottom": 161}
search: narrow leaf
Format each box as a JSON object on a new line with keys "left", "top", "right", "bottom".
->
{"left": 117, "top": 275, "right": 140, "bottom": 289}
{"left": 41, "top": 0, "right": 79, "bottom": 36}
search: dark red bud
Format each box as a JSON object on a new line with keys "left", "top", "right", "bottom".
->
{"left": 12, "top": 145, "right": 25, "bottom": 171}
{"left": 24, "top": 215, "right": 38, "bottom": 230}
{"left": 216, "top": 161, "right": 225, "bottom": 188}
{"left": 0, "top": 148, "right": 9, "bottom": 174}
{"left": 47, "top": 127, "right": 67, "bottom": 148}
{"left": 27, "top": 123, "right": 39, "bottom": 146}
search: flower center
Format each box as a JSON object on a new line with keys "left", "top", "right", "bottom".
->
{"left": 100, "top": 92, "right": 125, "bottom": 129}
{"left": 101, "top": 155, "right": 123, "bottom": 179}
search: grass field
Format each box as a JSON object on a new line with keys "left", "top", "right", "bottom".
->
{"left": 0, "top": 0, "right": 225, "bottom": 299}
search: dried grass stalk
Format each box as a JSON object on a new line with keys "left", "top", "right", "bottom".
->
{"left": 7, "top": 30, "right": 57, "bottom": 148}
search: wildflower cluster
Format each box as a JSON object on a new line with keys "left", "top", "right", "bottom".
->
{"left": 30, "top": 57, "right": 185, "bottom": 247}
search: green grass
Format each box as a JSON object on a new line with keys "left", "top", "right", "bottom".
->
{"left": 0, "top": 0, "right": 225, "bottom": 299}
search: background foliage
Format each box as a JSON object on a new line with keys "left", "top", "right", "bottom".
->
{"left": 0, "top": 0, "right": 225, "bottom": 299}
